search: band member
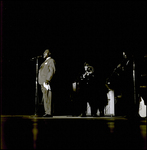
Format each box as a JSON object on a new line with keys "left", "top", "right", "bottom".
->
{"left": 38, "top": 49, "right": 56, "bottom": 117}
{"left": 77, "top": 62, "right": 109, "bottom": 117}
{"left": 107, "top": 51, "right": 143, "bottom": 118}
{"left": 79, "top": 62, "right": 96, "bottom": 117}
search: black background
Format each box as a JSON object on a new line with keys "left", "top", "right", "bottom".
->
{"left": 1, "top": 1, "right": 146, "bottom": 115}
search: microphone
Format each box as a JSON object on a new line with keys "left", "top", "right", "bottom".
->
{"left": 31, "top": 55, "right": 42, "bottom": 60}
{"left": 37, "top": 55, "right": 42, "bottom": 58}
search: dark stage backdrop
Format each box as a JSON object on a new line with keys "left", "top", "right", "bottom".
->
{"left": 1, "top": 1, "right": 146, "bottom": 115}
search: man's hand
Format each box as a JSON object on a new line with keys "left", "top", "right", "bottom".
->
{"left": 43, "top": 82, "right": 51, "bottom": 90}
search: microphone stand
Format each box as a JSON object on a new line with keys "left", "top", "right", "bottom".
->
{"left": 31, "top": 55, "right": 42, "bottom": 116}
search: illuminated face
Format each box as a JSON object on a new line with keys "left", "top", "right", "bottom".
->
{"left": 43, "top": 52, "right": 48, "bottom": 59}
{"left": 123, "top": 52, "right": 127, "bottom": 59}
{"left": 84, "top": 65, "right": 88, "bottom": 71}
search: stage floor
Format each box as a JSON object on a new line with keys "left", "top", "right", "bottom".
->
{"left": 1, "top": 115, "right": 147, "bottom": 149}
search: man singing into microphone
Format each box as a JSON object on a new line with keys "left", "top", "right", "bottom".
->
{"left": 38, "top": 49, "right": 56, "bottom": 117}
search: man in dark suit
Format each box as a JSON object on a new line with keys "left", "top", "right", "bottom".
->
{"left": 38, "top": 49, "right": 56, "bottom": 117}
{"left": 79, "top": 62, "right": 96, "bottom": 117}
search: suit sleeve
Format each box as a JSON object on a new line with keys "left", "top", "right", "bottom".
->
{"left": 46, "top": 59, "right": 56, "bottom": 82}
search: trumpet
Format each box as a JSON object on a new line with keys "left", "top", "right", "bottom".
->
{"left": 82, "top": 66, "right": 94, "bottom": 78}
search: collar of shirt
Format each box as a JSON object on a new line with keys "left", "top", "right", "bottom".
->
{"left": 46, "top": 57, "right": 51, "bottom": 61}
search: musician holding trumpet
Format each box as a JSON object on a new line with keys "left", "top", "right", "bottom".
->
{"left": 82, "top": 63, "right": 94, "bottom": 79}
{"left": 79, "top": 62, "right": 96, "bottom": 117}
{"left": 78, "top": 62, "right": 108, "bottom": 117}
